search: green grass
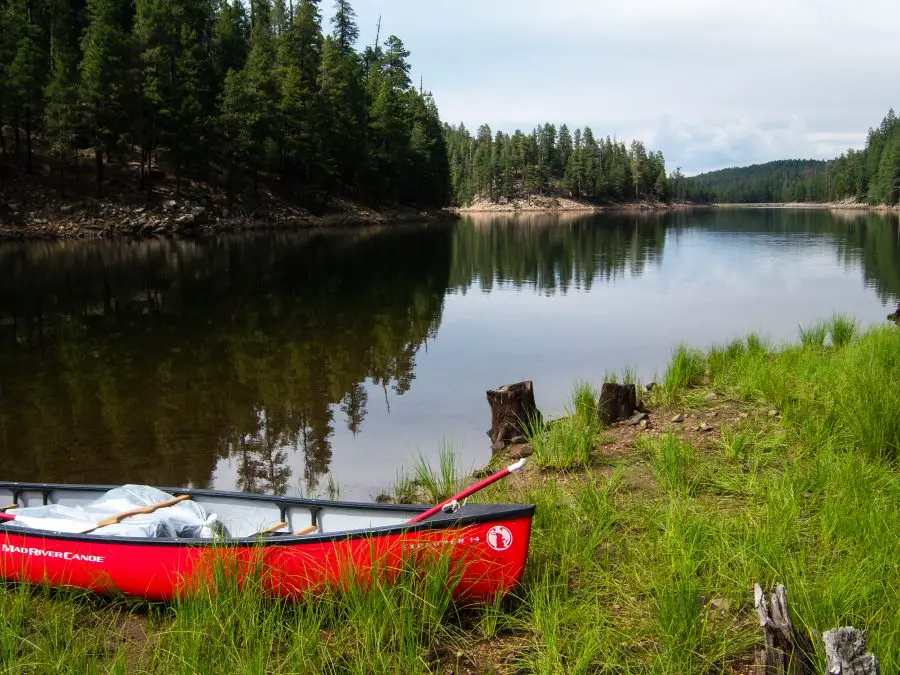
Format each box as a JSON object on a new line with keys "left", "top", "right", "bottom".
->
{"left": 641, "top": 434, "right": 695, "bottom": 495}
{"left": 414, "top": 443, "right": 463, "bottom": 503}
{"left": 2, "top": 320, "right": 899, "bottom": 673}
{"left": 658, "top": 345, "right": 706, "bottom": 405}
{"left": 799, "top": 320, "right": 828, "bottom": 348}
{"left": 526, "top": 384, "right": 603, "bottom": 471}
{"left": 827, "top": 313, "right": 858, "bottom": 347}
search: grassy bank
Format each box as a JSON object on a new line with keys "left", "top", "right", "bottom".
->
{"left": 2, "top": 318, "right": 898, "bottom": 673}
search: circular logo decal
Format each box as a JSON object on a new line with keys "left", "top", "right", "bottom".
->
{"left": 486, "top": 525, "right": 513, "bottom": 552}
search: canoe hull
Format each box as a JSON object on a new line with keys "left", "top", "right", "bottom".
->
{"left": 0, "top": 505, "right": 533, "bottom": 602}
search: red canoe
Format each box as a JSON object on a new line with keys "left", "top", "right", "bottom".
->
{"left": 0, "top": 482, "right": 534, "bottom": 601}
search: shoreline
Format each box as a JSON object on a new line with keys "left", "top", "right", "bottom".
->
{"left": 450, "top": 195, "right": 703, "bottom": 214}
{"left": 712, "top": 201, "right": 900, "bottom": 212}
{"left": 0, "top": 199, "right": 459, "bottom": 242}
{"left": 3, "top": 198, "right": 896, "bottom": 242}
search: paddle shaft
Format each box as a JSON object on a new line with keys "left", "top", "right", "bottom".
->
{"left": 407, "top": 459, "right": 527, "bottom": 524}
{"left": 92, "top": 495, "right": 191, "bottom": 529}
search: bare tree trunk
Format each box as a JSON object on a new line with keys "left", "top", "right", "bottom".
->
{"left": 24, "top": 109, "right": 32, "bottom": 174}
{"left": 95, "top": 145, "right": 104, "bottom": 198}
{"left": 13, "top": 111, "right": 20, "bottom": 157}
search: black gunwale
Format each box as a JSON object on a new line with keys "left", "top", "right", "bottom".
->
{"left": 0, "top": 481, "right": 535, "bottom": 548}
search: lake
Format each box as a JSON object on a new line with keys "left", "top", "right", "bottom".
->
{"left": 1, "top": 208, "right": 897, "bottom": 499}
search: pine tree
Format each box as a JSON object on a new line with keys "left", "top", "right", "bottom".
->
{"left": 79, "top": 0, "right": 134, "bottom": 196}
{"left": 212, "top": 0, "right": 249, "bottom": 82}
{"left": 557, "top": 124, "right": 572, "bottom": 177}
{"left": 278, "top": 0, "right": 327, "bottom": 193}
{"left": 220, "top": 0, "right": 278, "bottom": 193}
{"left": 7, "top": 1, "right": 47, "bottom": 173}
{"left": 319, "top": 33, "right": 365, "bottom": 189}
{"left": 44, "top": 0, "right": 80, "bottom": 174}
{"left": 331, "top": 0, "right": 358, "bottom": 53}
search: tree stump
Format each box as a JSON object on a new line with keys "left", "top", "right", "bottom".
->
{"left": 824, "top": 627, "right": 881, "bottom": 675}
{"left": 486, "top": 381, "right": 541, "bottom": 453}
{"left": 753, "top": 584, "right": 816, "bottom": 675}
{"left": 597, "top": 382, "right": 639, "bottom": 425}
{"left": 888, "top": 303, "right": 900, "bottom": 325}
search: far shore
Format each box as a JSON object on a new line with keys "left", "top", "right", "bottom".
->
{"left": 451, "top": 195, "right": 704, "bottom": 214}
{"left": 713, "top": 201, "right": 900, "bottom": 212}
{"left": 454, "top": 198, "right": 900, "bottom": 215}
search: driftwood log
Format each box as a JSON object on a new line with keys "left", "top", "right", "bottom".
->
{"left": 753, "top": 584, "right": 816, "bottom": 674}
{"left": 486, "top": 381, "right": 541, "bottom": 452}
{"left": 597, "top": 382, "right": 641, "bottom": 425}
{"left": 824, "top": 627, "right": 881, "bottom": 675}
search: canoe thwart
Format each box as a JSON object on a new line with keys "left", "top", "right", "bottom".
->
{"left": 293, "top": 525, "right": 318, "bottom": 536}
{"left": 259, "top": 521, "right": 288, "bottom": 535}
{"left": 1, "top": 504, "right": 17, "bottom": 511}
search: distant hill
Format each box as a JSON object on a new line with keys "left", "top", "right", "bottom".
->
{"left": 686, "top": 159, "right": 828, "bottom": 203}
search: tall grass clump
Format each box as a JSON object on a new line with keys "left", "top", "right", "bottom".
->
{"left": 527, "top": 385, "right": 603, "bottom": 471}
{"left": 745, "top": 332, "right": 772, "bottom": 356}
{"left": 414, "top": 443, "right": 462, "bottom": 503}
{"left": 571, "top": 380, "right": 599, "bottom": 427}
{"left": 827, "top": 327, "right": 900, "bottom": 461}
{"left": 827, "top": 313, "right": 858, "bottom": 348}
{"left": 527, "top": 416, "right": 595, "bottom": 471}
{"left": 659, "top": 345, "right": 705, "bottom": 405}
{"left": 799, "top": 320, "right": 828, "bottom": 348}
{"left": 708, "top": 339, "right": 747, "bottom": 380}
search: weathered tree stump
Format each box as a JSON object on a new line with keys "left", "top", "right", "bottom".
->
{"left": 824, "top": 627, "right": 881, "bottom": 675}
{"left": 888, "top": 303, "right": 900, "bottom": 325}
{"left": 597, "top": 382, "right": 639, "bottom": 425}
{"left": 753, "top": 584, "right": 816, "bottom": 675}
{"left": 486, "top": 381, "right": 541, "bottom": 453}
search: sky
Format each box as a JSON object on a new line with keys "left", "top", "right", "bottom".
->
{"left": 324, "top": 0, "right": 899, "bottom": 175}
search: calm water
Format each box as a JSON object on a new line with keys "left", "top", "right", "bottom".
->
{"left": 1, "top": 209, "right": 898, "bottom": 499}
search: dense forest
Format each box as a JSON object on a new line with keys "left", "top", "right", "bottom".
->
{"left": 443, "top": 123, "right": 669, "bottom": 206}
{"left": 685, "top": 160, "right": 827, "bottom": 203}
{"left": 0, "top": 0, "right": 450, "bottom": 206}
{"left": 828, "top": 109, "right": 900, "bottom": 204}
{"left": 686, "top": 110, "right": 900, "bottom": 205}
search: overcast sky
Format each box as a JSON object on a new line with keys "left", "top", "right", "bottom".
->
{"left": 325, "top": 0, "right": 898, "bottom": 175}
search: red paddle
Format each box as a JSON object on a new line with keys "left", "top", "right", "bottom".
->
{"left": 407, "top": 458, "right": 527, "bottom": 524}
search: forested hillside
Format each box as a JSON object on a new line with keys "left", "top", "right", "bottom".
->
{"left": 0, "top": 0, "right": 450, "bottom": 207}
{"left": 444, "top": 123, "right": 669, "bottom": 206}
{"left": 686, "top": 110, "right": 900, "bottom": 205}
{"left": 686, "top": 160, "right": 827, "bottom": 203}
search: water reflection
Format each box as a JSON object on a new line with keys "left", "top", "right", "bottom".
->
{"left": 0, "top": 226, "right": 452, "bottom": 493}
{"left": 449, "top": 212, "right": 667, "bottom": 292}
{"left": 0, "top": 209, "right": 897, "bottom": 495}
